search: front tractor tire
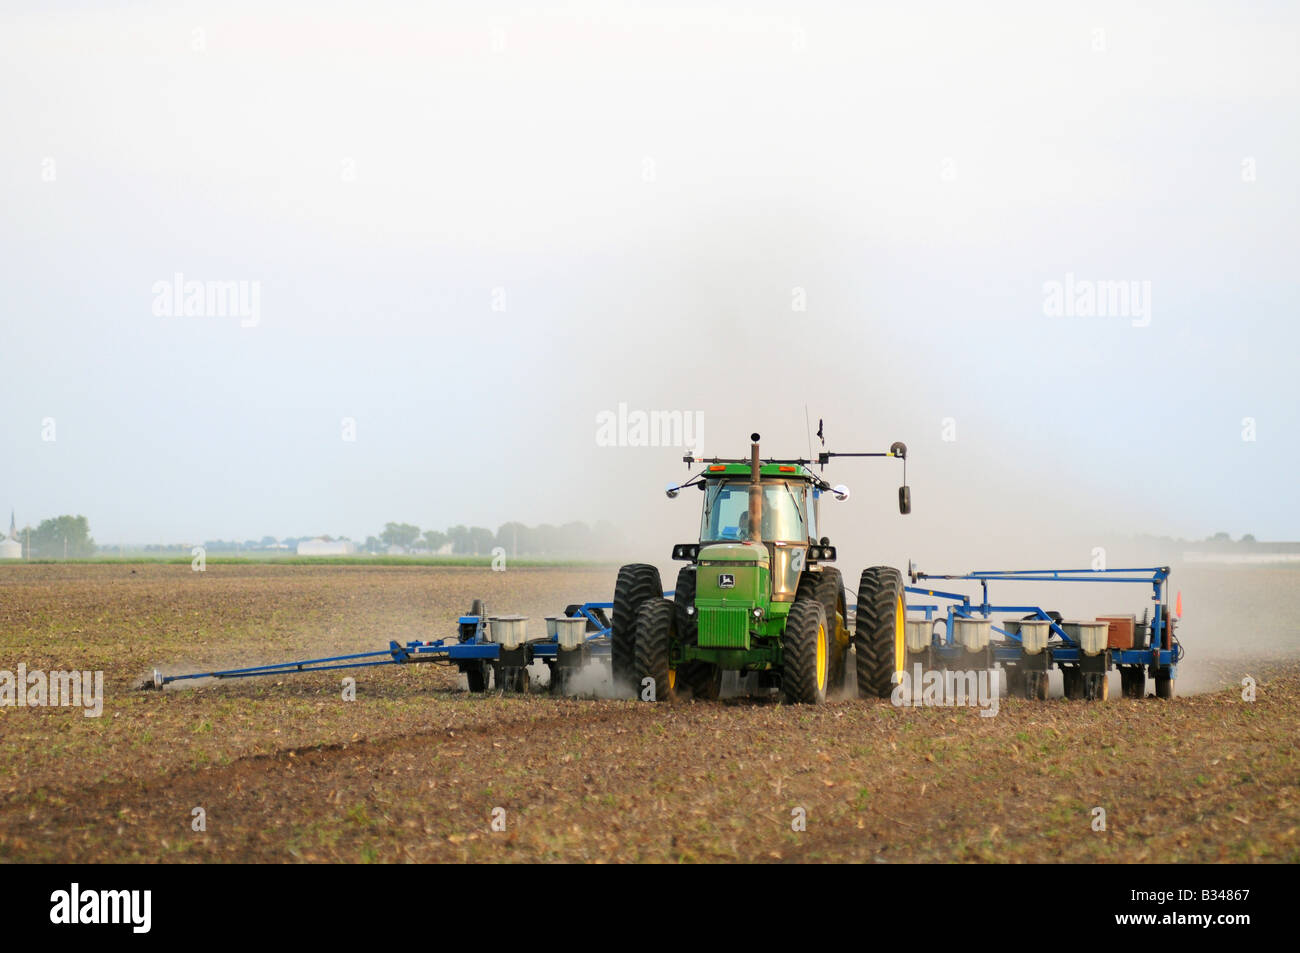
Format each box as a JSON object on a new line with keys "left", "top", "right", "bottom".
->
{"left": 781, "top": 601, "right": 830, "bottom": 705}
{"left": 613, "top": 563, "right": 663, "bottom": 693}
{"left": 855, "top": 566, "right": 906, "bottom": 699}
{"left": 797, "top": 567, "right": 848, "bottom": 693}
{"left": 634, "top": 598, "right": 677, "bottom": 702}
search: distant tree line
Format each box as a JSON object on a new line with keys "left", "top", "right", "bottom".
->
{"left": 199, "top": 536, "right": 319, "bottom": 553}
{"left": 9, "top": 515, "right": 95, "bottom": 558}
{"left": 365, "top": 520, "right": 624, "bottom": 556}
{"left": 1139, "top": 532, "right": 1263, "bottom": 549}
{"left": 4, "top": 515, "right": 624, "bottom": 559}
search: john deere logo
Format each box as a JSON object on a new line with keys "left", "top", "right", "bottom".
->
{"left": 718, "top": 573, "right": 735, "bottom": 589}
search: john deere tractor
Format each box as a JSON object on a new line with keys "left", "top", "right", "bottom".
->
{"left": 612, "top": 432, "right": 912, "bottom": 704}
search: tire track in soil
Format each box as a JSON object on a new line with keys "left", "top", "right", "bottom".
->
{"left": 0, "top": 700, "right": 652, "bottom": 862}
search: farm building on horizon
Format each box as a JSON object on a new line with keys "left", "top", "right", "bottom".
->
{"left": 296, "top": 538, "right": 357, "bottom": 556}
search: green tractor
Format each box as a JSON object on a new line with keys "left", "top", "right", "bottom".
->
{"left": 613, "top": 432, "right": 912, "bottom": 704}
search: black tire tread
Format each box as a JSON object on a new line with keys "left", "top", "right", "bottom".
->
{"left": 781, "top": 600, "right": 827, "bottom": 705}
{"left": 613, "top": 564, "right": 663, "bottom": 690}
{"left": 633, "top": 598, "right": 676, "bottom": 701}
{"left": 797, "top": 567, "right": 846, "bottom": 689}
{"left": 673, "top": 566, "right": 698, "bottom": 645}
{"left": 855, "top": 566, "right": 904, "bottom": 698}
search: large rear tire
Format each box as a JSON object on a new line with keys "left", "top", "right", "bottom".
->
{"left": 673, "top": 566, "right": 697, "bottom": 642}
{"left": 855, "top": 566, "right": 906, "bottom": 698}
{"left": 797, "top": 568, "right": 848, "bottom": 691}
{"left": 681, "top": 662, "right": 722, "bottom": 700}
{"left": 781, "top": 601, "right": 829, "bottom": 705}
{"left": 613, "top": 564, "right": 662, "bottom": 692}
{"left": 633, "top": 598, "right": 677, "bottom": 702}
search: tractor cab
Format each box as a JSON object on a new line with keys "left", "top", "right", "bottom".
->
{"left": 695, "top": 466, "right": 825, "bottom": 604}
{"left": 700, "top": 474, "right": 815, "bottom": 544}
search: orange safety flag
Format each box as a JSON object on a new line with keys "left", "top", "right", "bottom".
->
{"left": 1175, "top": 591, "right": 1183, "bottom": 618}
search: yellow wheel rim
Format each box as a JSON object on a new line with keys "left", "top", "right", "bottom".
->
{"left": 815, "top": 621, "right": 827, "bottom": 691}
{"left": 667, "top": 669, "right": 676, "bottom": 693}
{"left": 893, "top": 594, "right": 905, "bottom": 676}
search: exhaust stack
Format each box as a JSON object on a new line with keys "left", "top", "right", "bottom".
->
{"left": 747, "top": 432, "right": 762, "bottom": 542}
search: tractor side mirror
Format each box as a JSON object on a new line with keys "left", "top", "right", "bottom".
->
{"left": 899, "top": 485, "right": 911, "bottom": 514}
{"left": 832, "top": 483, "right": 850, "bottom": 501}
{"left": 666, "top": 483, "right": 680, "bottom": 499}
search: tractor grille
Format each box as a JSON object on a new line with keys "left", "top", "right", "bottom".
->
{"left": 697, "top": 606, "right": 750, "bottom": 649}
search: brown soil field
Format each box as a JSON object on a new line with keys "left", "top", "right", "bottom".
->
{"left": 0, "top": 564, "right": 1296, "bottom": 863}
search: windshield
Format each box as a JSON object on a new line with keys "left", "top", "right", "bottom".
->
{"left": 700, "top": 480, "right": 808, "bottom": 542}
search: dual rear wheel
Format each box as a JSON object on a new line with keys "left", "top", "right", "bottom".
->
{"left": 854, "top": 566, "right": 907, "bottom": 699}
{"left": 784, "top": 565, "right": 905, "bottom": 703}
{"left": 613, "top": 563, "right": 663, "bottom": 693}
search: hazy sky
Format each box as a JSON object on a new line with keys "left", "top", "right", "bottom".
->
{"left": 2, "top": 1, "right": 1297, "bottom": 561}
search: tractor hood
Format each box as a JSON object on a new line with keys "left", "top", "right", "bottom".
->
{"left": 694, "top": 542, "right": 769, "bottom": 651}
{"left": 697, "top": 541, "right": 769, "bottom": 565}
